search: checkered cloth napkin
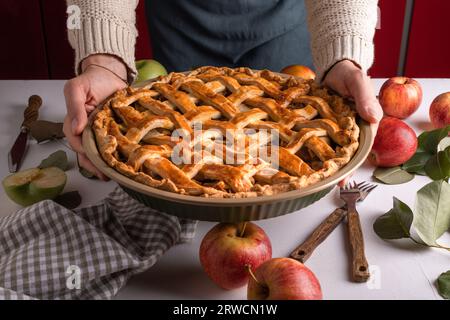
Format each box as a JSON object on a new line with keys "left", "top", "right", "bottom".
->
{"left": 0, "top": 186, "right": 198, "bottom": 300}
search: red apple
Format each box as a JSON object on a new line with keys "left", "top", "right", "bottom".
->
{"left": 281, "top": 65, "right": 316, "bottom": 80}
{"left": 379, "top": 77, "right": 423, "bottom": 119}
{"left": 247, "top": 258, "right": 322, "bottom": 300}
{"left": 429, "top": 92, "right": 450, "bottom": 129}
{"left": 369, "top": 117, "right": 418, "bottom": 167}
{"left": 199, "top": 222, "right": 272, "bottom": 290}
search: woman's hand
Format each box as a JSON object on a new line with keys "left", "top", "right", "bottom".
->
{"left": 323, "top": 60, "right": 383, "bottom": 186}
{"left": 323, "top": 60, "right": 383, "bottom": 124}
{"left": 63, "top": 54, "right": 128, "bottom": 180}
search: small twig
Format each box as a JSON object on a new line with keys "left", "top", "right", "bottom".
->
{"left": 409, "top": 237, "right": 450, "bottom": 251}
{"left": 239, "top": 222, "right": 248, "bottom": 238}
{"left": 246, "top": 265, "right": 261, "bottom": 286}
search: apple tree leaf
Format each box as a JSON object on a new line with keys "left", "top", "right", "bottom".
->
{"left": 38, "top": 150, "right": 68, "bottom": 171}
{"left": 424, "top": 147, "right": 450, "bottom": 181}
{"left": 29, "top": 120, "right": 65, "bottom": 143}
{"left": 405, "top": 127, "right": 450, "bottom": 179}
{"left": 373, "top": 167, "right": 415, "bottom": 185}
{"left": 437, "top": 270, "right": 450, "bottom": 300}
{"left": 76, "top": 153, "right": 97, "bottom": 179}
{"left": 413, "top": 180, "right": 450, "bottom": 246}
{"left": 417, "top": 125, "right": 450, "bottom": 154}
{"left": 79, "top": 167, "right": 96, "bottom": 179}
{"left": 402, "top": 152, "right": 431, "bottom": 175}
{"left": 373, "top": 197, "right": 413, "bottom": 239}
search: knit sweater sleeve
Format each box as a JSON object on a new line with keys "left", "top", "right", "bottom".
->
{"left": 66, "top": 0, "right": 138, "bottom": 79}
{"left": 305, "top": 0, "right": 379, "bottom": 81}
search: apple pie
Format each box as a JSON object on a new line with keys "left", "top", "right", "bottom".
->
{"left": 92, "top": 66, "right": 359, "bottom": 198}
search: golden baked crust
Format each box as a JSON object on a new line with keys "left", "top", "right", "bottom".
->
{"left": 92, "top": 66, "right": 359, "bottom": 198}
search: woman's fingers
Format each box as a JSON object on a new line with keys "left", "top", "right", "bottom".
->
{"left": 323, "top": 60, "right": 383, "bottom": 124}
{"left": 63, "top": 115, "right": 84, "bottom": 154}
{"left": 369, "top": 122, "right": 379, "bottom": 137}
{"left": 63, "top": 61, "right": 127, "bottom": 182}
{"left": 349, "top": 72, "right": 383, "bottom": 124}
{"left": 64, "top": 117, "right": 108, "bottom": 181}
{"left": 64, "top": 78, "right": 89, "bottom": 136}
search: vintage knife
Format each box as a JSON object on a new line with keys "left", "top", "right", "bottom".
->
{"left": 8, "top": 95, "right": 43, "bottom": 172}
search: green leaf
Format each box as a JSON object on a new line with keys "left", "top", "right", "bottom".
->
{"left": 424, "top": 155, "right": 443, "bottom": 180}
{"left": 437, "top": 270, "right": 450, "bottom": 299}
{"left": 38, "top": 150, "right": 68, "bottom": 171}
{"left": 407, "top": 128, "right": 450, "bottom": 179}
{"left": 373, "top": 167, "right": 415, "bottom": 185}
{"left": 76, "top": 154, "right": 97, "bottom": 179}
{"left": 417, "top": 125, "right": 450, "bottom": 154}
{"left": 413, "top": 180, "right": 450, "bottom": 246}
{"left": 373, "top": 197, "right": 413, "bottom": 239}
{"left": 79, "top": 167, "right": 97, "bottom": 179}
{"left": 424, "top": 147, "right": 450, "bottom": 181}
{"left": 438, "top": 147, "right": 450, "bottom": 178}
{"left": 402, "top": 152, "right": 431, "bottom": 175}
{"left": 28, "top": 120, "right": 65, "bottom": 143}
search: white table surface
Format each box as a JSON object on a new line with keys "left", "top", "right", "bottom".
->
{"left": 0, "top": 79, "right": 449, "bottom": 300}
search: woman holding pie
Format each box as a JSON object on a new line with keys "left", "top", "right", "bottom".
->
{"left": 63, "top": 0, "right": 383, "bottom": 179}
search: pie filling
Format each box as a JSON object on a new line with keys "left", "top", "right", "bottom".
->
{"left": 92, "top": 66, "right": 360, "bottom": 198}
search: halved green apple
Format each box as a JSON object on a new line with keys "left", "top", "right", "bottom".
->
{"left": 2, "top": 167, "right": 67, "bottom": 206}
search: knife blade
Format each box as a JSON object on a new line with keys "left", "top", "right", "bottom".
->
{"left": 7, "top": 95, "right": 43, "bottom": 172}
{"left": 8, "top": 129, "right": 29, "bottom": 172}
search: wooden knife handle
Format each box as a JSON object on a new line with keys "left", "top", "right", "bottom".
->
{"left": 347, "top": 208, "right": 370, "bottom": 282}
{"left": 290, "top": 208, "right": 347, "bottom": 263}
{"left": 22, "top": 95, "right": 42, "bottom": 129}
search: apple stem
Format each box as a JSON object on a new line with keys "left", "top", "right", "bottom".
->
{"left": 245, "top": 264, "right": 261, "bottom": 285}
{"left": 239, "top": 222, "right": 248, "bottom": 238}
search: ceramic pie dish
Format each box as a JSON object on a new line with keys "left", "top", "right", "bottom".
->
{"left": 82, "top": 68, "right": 374, "bottom": 222}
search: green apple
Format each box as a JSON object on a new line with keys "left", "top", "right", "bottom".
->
{"left": 135, "top": 59, "right": 167, "bottom": 83}
{"left": 3, "top": 167, "right": 67, "bottom": 206}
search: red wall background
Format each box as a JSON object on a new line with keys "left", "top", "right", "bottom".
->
{"left": 369, "top": 0, "right": 407, "bottom": 77}
{"left": 404, "top": 0, "right": 450, "bottom": 77}
{"left": 0, "top": 0, "right": 449, "bottom": 79}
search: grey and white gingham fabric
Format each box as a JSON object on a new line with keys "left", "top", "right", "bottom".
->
{"left": 0, "top": 186, "right": 198, "bottom": 300}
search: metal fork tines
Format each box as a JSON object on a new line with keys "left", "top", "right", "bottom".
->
{"left": 355, "top": 181, "right": 378, "bottom": 203}
{"left": 341, "top": 181, "right": 377, "bottom": 202}
{"left": 340, "top": 181, "right": 377, "bottom": 283}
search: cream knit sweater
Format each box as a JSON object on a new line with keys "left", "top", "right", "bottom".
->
{"left": 66, "top": 0, "right": 378, "bottom": 81}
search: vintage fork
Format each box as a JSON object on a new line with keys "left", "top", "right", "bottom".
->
{"left": 341, "top": 181, "right": 377, "bottom": 282}
{"left": 290, "top": 182, "right": 377, "bottom": 279}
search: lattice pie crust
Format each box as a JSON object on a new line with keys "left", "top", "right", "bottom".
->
{"left": 93, "top": 67, "right": 359, "bottom": 198}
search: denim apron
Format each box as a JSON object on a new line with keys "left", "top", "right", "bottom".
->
{"left": 145, "top": 0, "right": 313, "bottom": 72}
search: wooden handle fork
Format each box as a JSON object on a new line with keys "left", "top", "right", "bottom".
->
{"left": 290, "top": 208, "right": 347, "bottom": 263}
{"left": 347, "top": 206, "right": 370, "bottom": 282}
